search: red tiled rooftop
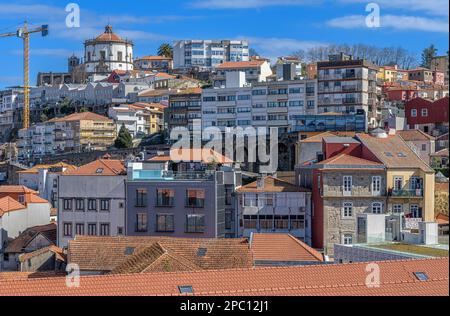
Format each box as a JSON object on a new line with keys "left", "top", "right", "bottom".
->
{"left": 62, "top": 159, "right": 126, "bottom": 176}
{"left": 236, "top": 176, "right": 309, "bottom": 193}
{"left": 217, "top": 60, "right": 266, "bottom": 69}
{"left": 251, "top": 234, "right": 323, "bottom": 263}
{"left": 319, "top": 153, "right": 383, "bottom": 168}
{"left": 0, "top": 258, "right": 447, "bottom": 296}
{"left": 0, "top": 196, "right": 26, "bottom": 217}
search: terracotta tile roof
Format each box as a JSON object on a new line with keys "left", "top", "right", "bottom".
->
{"left": 131, "top": 102, "right": 167, "bottom": 110}
{"left": 67, "top": 236, "right": 252, "bottom": 272}
{"left": 0, "top": 196, "right": 26, "bottom": 217}
{"left": 398, "top": 130, "right": 435, "bottom": 141}
{"left": 110, "top": 243, "right": 201, "bottom": 274}
{"left": 155, "top": 72, "right": 176, "bottom": 79}
{"left": 318, "top": 153, "right": 384, "bottom": 168}
{"left": 19, "top": 245, "right": 65, "bottom": 263}
{"left": 251, "top": 234, "right": 323, "bottom": 263}
{"left": 0, "top": 258, "right": 447, "bottom": 296}
{"left": 17, "top": 162, "right": 77, "bottom": 174}
{"left": 236, "top": 176, "right": 310, "bottom": 193}
{"left": 0, "top": 185, "right": 38, "bottom": 194}
{"left": 436, "top": 213, "right": 449, "bottom": 225}
{"left": 435, "top": 182, "right": 449, "bottom": 193}
{"left": 149, "top": 148, "right": 233, "bottom": 164}
{"left": 28, "top": 195, "right": 50, "bottom": 204}
{"left": 138, "top": 89, "right": 173, "bottom": 97}
{"left": 299, "top": 131, "right": 357, "bottom": 143}
{"left": 217, "top": 60, "right": 266, "bottom": 69}
{"left": 5, "top": 223, "right": 57, "bottom": 253}
{"left": 431, "top": 148, "right": 449, "bottom": 157}
{"left": 50, "top": 208, "right": 57, "bottom": 217}
{"left": 62, "top": 159, "right": 126, "bottom": 176}
{"left": 51, "top": 112, "right": 112, "bottom": 123}
{"left": 357, "top": 133, "right": 434, "bottom": 172}
{"left": 0, "top": 272, "right": 65, "bottom": 281}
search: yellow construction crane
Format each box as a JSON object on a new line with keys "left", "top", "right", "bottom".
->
{"left": 0, "top": 22, "right": 48, "bottom": 129}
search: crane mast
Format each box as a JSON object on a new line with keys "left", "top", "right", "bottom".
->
{"left": 0, "top": 22, "right": 48, "bottom": 129}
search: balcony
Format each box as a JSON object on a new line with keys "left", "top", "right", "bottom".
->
{"left": 390, "top": 189, "right": 423, "bottom": 198}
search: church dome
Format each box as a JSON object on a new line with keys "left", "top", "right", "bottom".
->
{"left": 94, "top": 25, "right": 127, "bottom": 43}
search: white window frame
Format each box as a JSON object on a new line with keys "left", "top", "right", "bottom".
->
{"left": 421, "top": 108, "right": 428, "bottom": 117}
{"left": 371, "top": 176, "right": 381, "bottom": 196}
{"left": 393, "top": 176, "right": 403, "bottom": 191}
{"left": 343, "top": 234, "right": 353, "bottom": 245}
{"left": 410, "top": 204, "right": 420, "bottom": 218}
{"left": 372, "top": 202, "right": 383, "bottom": 214}
{"left": 411, "top": 109, "right": 417, "bottom": 117}
{"left": 393, "top": 204, "right": 403, "bottom": 214}
{"left": 342, "top": 202, "right": 353, "bottom": 218}
{"left": 343, "top": 176, "right": 352, "bottom": 196}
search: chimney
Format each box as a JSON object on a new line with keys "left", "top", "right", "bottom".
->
{"left": 256, "top": 176, "right": 265, "bottom": 190}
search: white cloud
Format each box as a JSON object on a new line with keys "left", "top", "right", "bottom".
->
{"left": 242, "top": 36, "right": 328, "bottom": 62}
{"left": 190, "top": 0, "right": 314, "bottom": 9}
{"left": 327, "top": 14, "right": 449, "bottom": 32}
{"left": 338, "top": 0, "right": 449, "bottom": 18}
{"left": 11, "top": 48, "right": 82, "bottom": 57}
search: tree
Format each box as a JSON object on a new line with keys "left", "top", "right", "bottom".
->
{"left": 157, "top": 43, "right": 173, "bottom": 58}
{"left": 421, "top": 44, "right": 438, "bottom": 68}
{"left": 114, "top": 124, "right": 133, "bottom": 149}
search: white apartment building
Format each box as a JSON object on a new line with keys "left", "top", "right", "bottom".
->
{"left": 212, "top": 60, "right": 273, "bottom": 87}
{"left": 18, "top": 122, "right": 55, "bottom": 159}
{"left": 108, "top": 104, "right": 148, "bottom": 137}
{"left": 173, "top": 40, "right": 249, "bottom": 70}
{"left": 236, "top": 176, "right": 312, "bottom": 244}
{"left": 201, "top": 79, "right": 318, "bottom": 134}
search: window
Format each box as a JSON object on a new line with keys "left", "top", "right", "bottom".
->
{"left": 88, "top": 199, "right": 97, "bottom": 211}
{"left": 136, "top": 213, "right": 148, "bottom": 232}
{"left": 421, "top": 108, "right": 428, "bottom": 117}
{"left": 259, "top": 215, "right": 273, "bottom": 230}
{"left": 265, "top": 194, "right": 274, "bottom": 206}
{"left": 100, "top": 223, "right": 110, "bottom": 236}
{"left": 156, "top": 189, "right": 174, "bottom": 207}
{"left": 372, "top": 202, "right": 383, "bottom": 214}
{"left": 156, "top": 214, "right": 175, "bottom": 232}
{"left": 186, "top": 214, "right": 205, "bottom": 233}
{"left": 372, "top": 176, "right": 381, "bottom": 196}
{"left": 411, "top": 109, "right": 417, "bottom": 117}
{"left": 342, "top": 202, "right": 353, "bottom": 218}
{"left": 343, "top": 176, "right": 352, "bottom": 196}
{"left": 343, "top": 234, "right": 353, "bottom": 245}
{"left": 75, "top": 223, "right": 84, "bottom": 235}
{"left": 100, "top": 199, "right": 110, "bottom": 211}
{"left": 393, "top": 176, "right": 403, "bottom": 191}
{"left": 88, "top": 223, "right": 97, "bottom": 236}
{"left": 225, "top": 211, "right": 233, "bottom": 230}
{"left": 136, "top": 189, "right": 147, "bottom": 207}
{"left": 117, "top": 51, "right": 123, "bottom": 61}
{"left": 393, "top": 204, "right": 403, "bottom": 214}
{"left": 117, "top": 227, "right": 124, "bottom": 235}
{"left": 63, "top": 223, "right": 72, "bottom": 237}
{"left": 53, "top": 179, "right": 58, "bottom": 188}
{"left": 410, "top": 204, "right": 421, "bottom": 218}
{"left": 63, "top": 199, "right": 72, "bottom": 211}
{"left": 73, "top": 199, "right": 84, "bottom": 211}
{"left": 3, "top": 253, "right": 9, "bottom": 262}
{"left": 274, "top": 215, "right": 289, "bottom": 229}
{"left": 290, "top": 215, "right": 305, "bottom": 230}
{"left": 186, "top": 189, "right": 205, "bottom": 208}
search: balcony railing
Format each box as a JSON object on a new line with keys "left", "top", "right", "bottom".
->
{"left": 390, "top": 189, "right": 423, "bottom": 197}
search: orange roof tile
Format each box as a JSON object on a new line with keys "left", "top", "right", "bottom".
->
{"left": 19, "top": 245, "right": 65, "bottom": 263}
{"left": 149, "top": 148, "right": 233, "bottom": 164}
{"left": 28, "top": 195, "right": 50, "bottom": 204}
{"left": 357, "top": 133, "right": 434, "bottom": 172}
{"left": 319, "top": 153, "right": 384, "bottom": 168}
{"left": 236, "top": 176, "right": 309, "bottom": 193}
{"left": 50, "top": 112, "right": 112, "bottom": 123}
{"left": 17, "top": 162, "right": 77, "bottom": 174}
{"left": 0, "top": 185, "right": 38, "bottom": 194}
{"left": 431, "top": 148, "right": 449, "bottom": 157}
{"left": 62, "top": 159, "right": 126, "bottom": 176}
{"left": 436, "top": 213, "right": 449, "bottom": 225}
{"left": 398, "top": 130, "right": 435, "bottom": 141}
{"left": 68, "top": 236, "right": 252, "bottom": 272}
{"left": 0, "top": 258, "right": 447, "bottom": 296}
{"left": 299, "top": 131, "right": 356, "bottom": 143}
{"left": 251, "top": 234, "right": 323, "bottom": 263}
{"left": 217, "top": 60, "right": 266, "bottom": 69}
{"left": 0, "top": 196, "right": 26, "bottom": 217}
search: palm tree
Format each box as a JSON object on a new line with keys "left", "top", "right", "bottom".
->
{"left": 157, "top": 43, "right": 173, "bottom": 58}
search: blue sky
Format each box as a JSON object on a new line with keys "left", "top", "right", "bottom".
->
{"left": 0, "top": 0, "right": 448, "bottom": 88}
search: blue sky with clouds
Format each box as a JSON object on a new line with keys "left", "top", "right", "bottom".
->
{"left": 0, "top": 0, "right": 448, "bottom": 88}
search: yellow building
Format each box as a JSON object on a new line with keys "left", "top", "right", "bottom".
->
{"left": 52, "top": 112, "right": 117, "bottom": 151}
{"left": 358, "top": 132, "right": 435, "bottom": 223}
{"left": 378, "top": 66, "right": 399, "bottom": 83}
{"left": 131, "top": 102, "right": 165, "bottom": 134}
